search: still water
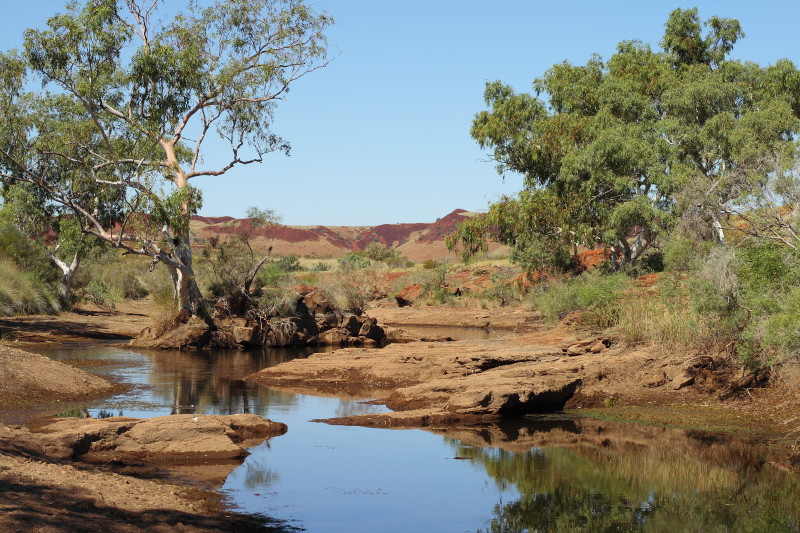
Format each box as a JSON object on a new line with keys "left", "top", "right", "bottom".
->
{"left": 21, "top": 343, "right": 800, "bottom": 533}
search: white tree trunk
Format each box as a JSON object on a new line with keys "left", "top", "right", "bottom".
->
{"left": 710, "top": 213, "right": 727, "bottom": 246}
{"left": 49, "top": 251, "right": 81, "bottom": 304}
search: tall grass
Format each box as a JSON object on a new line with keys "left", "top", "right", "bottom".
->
{"left": 529, "top": 271, "right": 630, "bottom": 329}
{"left": 0, "top": 259, "right": 60, "bottom": 316}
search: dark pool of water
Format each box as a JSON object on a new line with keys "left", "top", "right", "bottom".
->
{"left": 19, "top": 344, "right": 800, "bottom": 532}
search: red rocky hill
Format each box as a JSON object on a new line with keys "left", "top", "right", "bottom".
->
{"left": 190, "top": 209, "right": 508, "bottom": 261}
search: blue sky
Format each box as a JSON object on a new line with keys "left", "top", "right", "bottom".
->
{"left": 2, "top": 1, "right": 800, "bottom": 226}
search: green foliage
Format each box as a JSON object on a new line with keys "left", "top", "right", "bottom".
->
{"left": 73, "top": 248, "right": 149, "bottom": 306}
{"left": 419, "top": 264, "right": 455, "bottom": 305}
{"left": 273, "top": 254, "right": 301, "bottom": 273}
{"left": 458, "top": 8, "right": 800, "bottom": 274}
{"left": 338, "top": 252, "right": 372, "bottom": 271}
{"left": 0, "top": 0, "right": 332, "bottom": 312}
{"left": 318, "top": 268, "right": 376, "bottom": 315}
{"left": 0, "top": 259, "right": 60, "bottom": 316}
{"left": 481, "top": 273, "right": 523, "bottom": 307}
{"left": 530, "top": 271, "right": 630, "bottom": 329}
{"left": 309, "top": 261, "right": 331, "bottom": 273}
{"left": 663, "top": 236, "right": 715, "bottom": 272}
{"left": 362, "top": 242, "right": 407, "bottom": 268}
{"left": 84, "top": 278, "right": 122, "bottom": 309}
{"left": 256, "top": 263, "right": 291, "bottom": 290}
{"left": 0, "top": 219, "right": 58, "bottom": 286}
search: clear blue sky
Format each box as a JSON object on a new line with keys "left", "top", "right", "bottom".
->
{"left": 2, "top": 1, "right": 800, "bottom": 226}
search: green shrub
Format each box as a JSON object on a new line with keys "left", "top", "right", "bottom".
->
{"left": 257, "top": 263, "right": 291, "bottom": 289}
{"left": 74, "top": 248, "right": 149, "bottom": 302}
{"left": 421, "top": 259, "right": 438, "bottom": 270}
{"left": 273, "top": 254, "right": 301, "bottom": 272}
{"left": 0, "top": 259, "right": 60, "bottom": 316}
{"left": 85, "top": 278, "right": 123, "bottom": 308}
{"left": 663, "top": 237, "right": 715, "bottom": 272}
{"left": 530, "top": 271, "right": 630, "bottom": 329}
{"left": 338, "top": 252, "right": 372, "bottom": 271}
{"left": 482, "top": 274, "right": 522, "bottom": 307}
{"left": 310, "top": 261, "right": 331, "bottom": 273}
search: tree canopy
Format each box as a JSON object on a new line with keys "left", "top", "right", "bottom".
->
{"left": 449, "top": 8, "right": 800, "bottom": 271}
{"left": 0, "top": 0, "right": 332, "bottom": 312}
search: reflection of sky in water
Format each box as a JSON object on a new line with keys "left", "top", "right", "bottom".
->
{"left": 22, "top": 344, "right": 800, "bottom": 532}
{"left": 27, "top": 344, "right": 519, "bottom": 531}
{"left": 226, "top": 395, "right": 518, "bottom": 532}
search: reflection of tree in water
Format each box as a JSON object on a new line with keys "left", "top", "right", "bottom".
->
{"left": 143, "top": 348, "right": 310, "bottom": 415}
{"left": 334, "top": 399, "right": 384, "bottom": 418}
{"left": 240, "top": 453, "right": 282, "bottom": 490}
{"left": 447, "top": 421, "right": 800, "bottom": 532}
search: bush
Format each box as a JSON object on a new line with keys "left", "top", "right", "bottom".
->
{"left": 256, "top": 263, "right": 291, "bottom": 289}
{"left": 421, "top": 259, "right": 438, "bottom": 270}
{"left": 529, "top": 271, "right": 630, "bottom": 329}
{"left": 663, "top": 236, "right": 715, "bottom": 272}
{"left": 0, "top": 259, "right": 60, "bottom": 316}
{"left": 319, "top": 268, "right": 379, "bottom": 314}
{"left": 310, "top": 261, "right": 331, "bottom": 272}
{"left": 363, "top": 242, "right": 407, "bottom": 268}
{"left": 85, "top": 278, "right": 123, "bottom": 308}
{"left": 74, "top": 248, "right": 149, "bottom": 303}
{"left": 273, "top": 254, "right": 301, "bottom": 272}
{"left": 481, "top": 273, "right": 523, "bottom": 307}
{"left": 338, "top": 252, "right": 372, "bottom": 271}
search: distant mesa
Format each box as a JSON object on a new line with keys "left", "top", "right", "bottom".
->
{"left": 189, "top": 208, "right": 506, "bottom": 261}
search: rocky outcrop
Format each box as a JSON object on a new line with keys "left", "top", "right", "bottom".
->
{"left": 247, "top": 320, "right": 727, "bottom": 424}
{"left": 7, "top": 414, "right": 286, "bottom": 464}
{"left": 395, "top": 283, "right": 424, "bottom": 307}
{"left": 132, "top": 289, "right": 388, "bottom": 350}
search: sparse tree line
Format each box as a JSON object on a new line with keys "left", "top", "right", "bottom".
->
{"left": 2, "top": 4, "right": 800, "bottom": 368}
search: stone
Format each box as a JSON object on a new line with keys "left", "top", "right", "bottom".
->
{"left": 566, "top": 344, "right": 585, "bottom": 356}
{"left": 20, "top": 414, "right": 287, "bottom": 464}
{"left": 233, "top": 326, "right": 258, "bottom": 346}
{"left": 304, "top": 290, "right": 334, "bottom": 315}
{"left": 342, "top": 315, "right": 363, "bottom": 336}
{"left": 589, "top": 341, "right": 606, "bottom": 354}
{"left": 319, "top": 328, "right": 349, "bottom": 346}
{"left": 673, "top": 371, "right": 695, "bottom": 390}
{"left": 395, "top": 283, "right": 424, "bottom": 307}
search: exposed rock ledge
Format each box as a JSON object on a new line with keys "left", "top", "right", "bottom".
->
{"left": 247, "top": 323, "right": 725, "bottom": 425}
{"left": 3, "top": 413, "right": 287, "bottom": 465}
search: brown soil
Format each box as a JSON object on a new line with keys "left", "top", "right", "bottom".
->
{"left": 0, "top": 300, "right": 152, "bottom": 345}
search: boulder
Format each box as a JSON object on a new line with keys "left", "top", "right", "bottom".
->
{"left": 589, "top": 341, "right": 606, "bottom": 354}
{"left": 233, "top": 326, "right": 259, "bottom": 346}
{"left": 319, "top": 328, "right": 349, "bottom": 346}
{"left": 342, "top": 315, "right": 363, "bottom": 336}
{"left": 304, "top": 290, "right": 334, "bottom": 315}
{"left": 395, "top": 283, "right": 424, "bottom": 307}
{"left": 359, "top": 317, "right": 386, "bottom": 342}
{"left": 131, "top": 321, "right": 212, "bottom": 350}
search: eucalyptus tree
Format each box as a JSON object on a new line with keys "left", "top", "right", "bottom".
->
{"left": 450, "top": 8, "right": 800, "bottom": 270}
{"left": 0, "top": 0, "right": 332, "bottom": 314}
{"left": 0, "top": 183, "right": 101, "bottom": 303}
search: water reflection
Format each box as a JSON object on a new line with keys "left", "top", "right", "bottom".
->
{"left": 16, "top": 344, "right": 800, "bottom": 532}
{"left": 26, "top": 344, "right": 328, "bottom": 419}
{"left": 436, "top": 418, "right": 800, "bottom": 532}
